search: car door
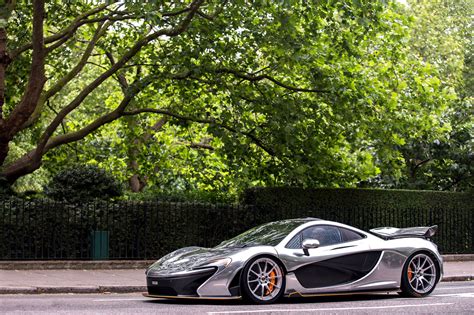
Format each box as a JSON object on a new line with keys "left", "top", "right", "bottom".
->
{"left": 277, "top": 224, "right": 382, "bottom": 289}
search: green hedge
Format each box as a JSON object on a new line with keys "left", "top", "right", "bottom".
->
{"left": 0, "top": 199, "right": 257, "bottom": 260}
{"left": 243, "top": 187, "right": 474, "bottom": 254}
{"left": 0, "top": 188, "right": 472, "bottom": 260}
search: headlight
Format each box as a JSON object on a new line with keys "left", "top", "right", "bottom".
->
{"left": 203, "top": 257, "right": 232, "bottom": 268}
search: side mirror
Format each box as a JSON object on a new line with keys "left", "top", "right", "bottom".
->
{"left": 302, "top": 238, "right": 320, "bottom": 256}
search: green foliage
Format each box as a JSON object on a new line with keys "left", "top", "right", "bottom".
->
{"left": 0, "top": 188, "right": 472, "bottom": 260}
{"left": 371, "top": 0, "right": 473, "bottom": 191}
{"left": 243, "top": 187, "right": 474, "bottom": 253}
{"left": 0, "top": 200, "right": 256, "bottom": 259}
{"left": 122, "top": 189, "right": 237, "bottom": 204}
{"left": 44, "top": 165, "right": 122, "bottom": 203}
{"left": 0, "top": 176, "right": 14, "bottom": 197}
{"left": 3, "top": 0, "right": 471, "bottom": 194}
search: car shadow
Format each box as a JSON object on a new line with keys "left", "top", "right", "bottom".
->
{"left": 283, "top": 293, "right": 400, "bottom": 304}
{"left": 143, "top": 298, "right": 243, "bottom": 306}
{"left": 142, "top": 293, "right": 400, "bottom": 306}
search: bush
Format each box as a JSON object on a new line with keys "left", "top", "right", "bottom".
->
{"left": 0, "top": 199, "right": 255, "bottom": 260}
{"left": 0, "top": 177, "right": 14, "bottom": 198}
{"left": 122, "top": 189, "right": 237, "bottom": 204}
{"left": 0, "top": 188, "right": 472, "bottom": 260}
{"left": 44, "top": 165, "right": 122, "bottom": 203}
{"left": 242, "top": 187, "right": 474, "bottom": 253}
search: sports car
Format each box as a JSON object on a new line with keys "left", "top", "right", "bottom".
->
{"left": 145, "top": 218, "right": 443, "bottom": 304}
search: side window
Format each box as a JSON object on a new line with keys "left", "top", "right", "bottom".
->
{"left": 303, "top": 226, "right": 342, "bottom": 246}
{"left": 339, "top": 227, "right": 364, "bottom": 242}
{"left": 286, "top": 225, "right": 344, "bottom": 248}
{"left": 286, "top": 233, "right": 302, "bottom": 249}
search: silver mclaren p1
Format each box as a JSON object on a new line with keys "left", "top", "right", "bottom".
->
{"left": 145, "top": 218, "right": 443, "bottom": 304}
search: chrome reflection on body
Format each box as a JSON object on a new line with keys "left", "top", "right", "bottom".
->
{"left": 283, "top": 250, "right": 404, "bottom": 296}
{"left": 196, "top": 246, "right": 279, "bottom": 297}
{"left": 246, "top": 257, "right": 283, "bottom": 301}
{"left": 407, "top": 253, "right": 437, "bottom": 294}
{"left": 302, "top": 238, "right": 320, "bottom": 249}
{"left": 146, "top": 218, "right": 443, "bottom": 302}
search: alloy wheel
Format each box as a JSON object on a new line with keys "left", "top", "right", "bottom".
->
{"left": 407, "top": 253, "right": 437, "bottom": 294}
{"left": 246, "top": 257, "right": 283, "bottom": 301}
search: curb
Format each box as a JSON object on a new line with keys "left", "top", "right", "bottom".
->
{"left": 0, "top": 285, "right": 147, "bottom": 295}
{"left": 0, "top": 260, "right": 155, "bottom": 270}
{"left": 0, "top": 277, "right": 471, "bottom": 295}
{"left": 442, "top": 275, "right": 473, "bottom": 282}
{"left": 442, "top": 254, "right": 474, "bottom": 262}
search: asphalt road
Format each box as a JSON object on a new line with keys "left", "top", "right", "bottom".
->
{"left": 1, "top": 282, "right": 473, "bottom": 315}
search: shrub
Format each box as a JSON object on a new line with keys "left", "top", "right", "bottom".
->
{"left": 1, "top": 188, "right": 472, "bottom": 260}
{"left": 122, "top": 189, "right": 237, "bottom": 203}
{"left": 242, "top": 187, "right": 474, "bottom": 253}
{"left": 44, "top": 165, "right": 122, "bottom": 203}
{"left": 0, "top": 177, "right": 14, "bottom": 198}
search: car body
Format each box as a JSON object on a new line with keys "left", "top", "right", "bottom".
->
{"left": 145, "top": 218, "right": 443, "bottom": 304}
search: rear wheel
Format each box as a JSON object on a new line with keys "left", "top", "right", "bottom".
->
{"left": 241, "top": 256, "right": 285, "bottom": 304}
{"left": 400, "top": 252, "right": 439, "bottom": 297}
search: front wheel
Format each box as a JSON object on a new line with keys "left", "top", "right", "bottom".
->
{"left": 241, "top": 256, "right": 285, "bottom": 304}
{"left": 400, "top": 252, "right": 440, "bottom": 297}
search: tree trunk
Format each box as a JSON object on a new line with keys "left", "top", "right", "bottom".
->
{"left": 0, "top": 0, "right": 46, "bottom": 168}
{"left": 0, "top": 25, "right": 10, "bottom": 166}
{"left": 1, "top": 149, "right": 42, "bottom": 184}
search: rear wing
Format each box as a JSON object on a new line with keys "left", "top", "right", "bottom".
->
{"left": 370, "top": 225, "right": 438, "bottom": 240}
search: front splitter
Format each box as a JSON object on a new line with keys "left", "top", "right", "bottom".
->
{"left": 143, "top": 292, "right": 242, "bottom": 300}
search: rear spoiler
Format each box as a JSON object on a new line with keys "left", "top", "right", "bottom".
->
{"left": 370, "top": 225, "right": 438, "bottom": 240}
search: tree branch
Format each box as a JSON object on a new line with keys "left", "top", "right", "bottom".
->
{"left": 2, "top": 71, "right": 159, "bottom": 183}
{"left": 442, "top": 175, "right": 473, "bottom": 191}
{"left": 35, "top": 0, "right": 205, "bottom": 157}
{"left": 214, "top": 68, "right": 329, "bottom": 93}
{"left": 20, "top": 20, "right": 111, "bottom": 131}
{"left": 196, "top": 0, "right": 228, "bottom": 21}
{"left": 44, "top": 74, "right": 155, "bottom": 153}
{"left": 185, "top": 141, "right": 214, "bottom": 151}
{"left": 105, "top": 50, "right": 128, "bottom": 90}
{"left": 10, "top": 4, "right": 110, "bottom": 59}
{"left": 122, "top": 108, "right": 276, "bottom": 156}
{"left": 414, "top": 158, "right": 432, "bottom": 169}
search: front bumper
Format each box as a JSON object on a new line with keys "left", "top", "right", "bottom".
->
{"left": 146, "top": 267, "right": 217, "bottom": 297}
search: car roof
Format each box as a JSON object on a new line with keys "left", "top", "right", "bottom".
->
{"left": 292, "top": 217, "right": 322, "bottom": 222}
{"left": 274, "top": 217, "right": 322, "bottom": 225}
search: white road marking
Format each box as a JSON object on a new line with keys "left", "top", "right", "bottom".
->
{"left": 94, "top": 298, "right": 149, "bottom": 302}
{"left": 435, "top": 286, "right": 474, "bottom": 290}
{"left": 206, "top": 303, "right": 453, "bottom": 314}
{"left": 433, "top": 292, "right": 474, "bottom": 298}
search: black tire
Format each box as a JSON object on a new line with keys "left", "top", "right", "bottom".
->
{"left": 241, "top": 255, "right": 286, "bottom": 304}
{"left": 400, "top": 252, "right": 440, "bottom": 297}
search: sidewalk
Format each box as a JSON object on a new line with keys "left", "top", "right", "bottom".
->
{"left": 0, "top": 260, "right": 472, "bottom": 294}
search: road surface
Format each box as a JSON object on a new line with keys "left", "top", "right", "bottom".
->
{"left": 1, "top": 281, "right": 473, "bottom": 314}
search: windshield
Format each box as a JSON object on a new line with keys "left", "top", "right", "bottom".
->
{"left": 216, "top": 219, "right": 307, "bottom": 248}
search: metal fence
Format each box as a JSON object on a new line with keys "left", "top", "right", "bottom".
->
{"left": 0, "top": 200, "right": 258, "bottom": 260}
{"left": 0, "top": 198, "right": 472, "bottom": 260}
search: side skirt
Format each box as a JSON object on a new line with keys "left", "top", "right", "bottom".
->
{"left": 286, "top": 288, "right": 400, "bottom": 298}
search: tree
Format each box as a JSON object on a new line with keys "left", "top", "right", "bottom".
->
{"left": 0, "top": 0, "right": 208, "bottom": 184}
{"left": 1, "top": 0, "right": 458, "bottom": 194}
{"left": 373, "top": 0, "right": 473, "bottom": 191}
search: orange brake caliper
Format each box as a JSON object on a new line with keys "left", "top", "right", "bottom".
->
{"left": 408, "top": 266, "right": 413, "bottom": 281}
{"left": 266, "top": 270, "right": 277, "bottom": 295}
